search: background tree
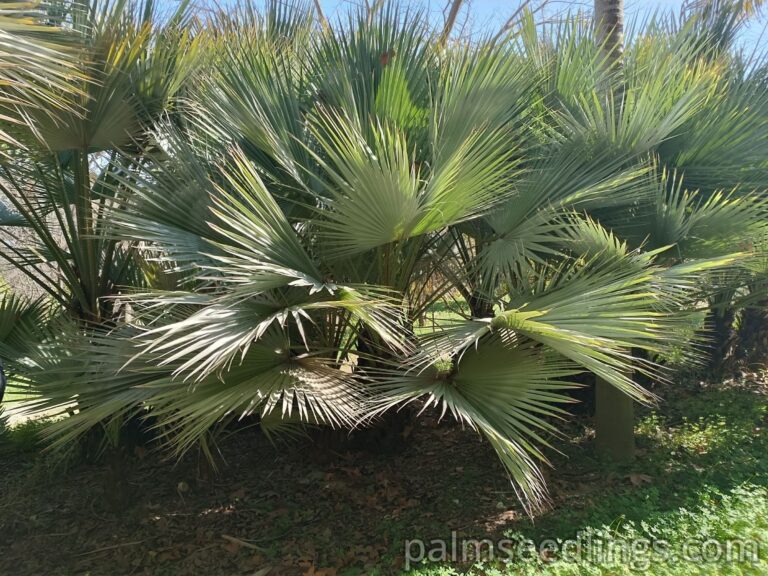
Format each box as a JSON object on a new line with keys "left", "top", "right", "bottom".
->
{"left": 591, "top": 0, "right": 635, "bottom": 463}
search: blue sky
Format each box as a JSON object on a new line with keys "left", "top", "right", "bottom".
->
{"left": 319, "top": 0, "right": 766, "bottom": 52}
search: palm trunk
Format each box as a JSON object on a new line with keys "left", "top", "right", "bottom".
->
{"left": 593, "top": 0, "right": 634, "bottom": 463}
{"left": 73, "top": 149, "right": 99, "bottom": 322}
{"left": 467, "top": 291, "right": 494, "bottom": 318}
{"left": 595, "top": 0, "right": 625, "bottom": 70}
{"left": 354, "top": 327, "right": 411, "bottom": 453}
{"left": 0, "top": 362, "right": 6, "bottom": 404}
{"left": 737, "top": 299, "right": 768, "bottom": 367}
{"left": 595, "top": 377, "right": 635, "bottom": 462}
{"left": 709, "top": 306, "right": 737, "bottom": 374}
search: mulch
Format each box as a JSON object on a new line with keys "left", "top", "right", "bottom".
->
{"left": 0, "top": 415, "right": 532, "bottom": 576}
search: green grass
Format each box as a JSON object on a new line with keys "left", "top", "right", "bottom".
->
{"left": 407, "top": 485, "right": 768, "bottom": 575}
{"left": 406, "top": 379, "right": 768, "bottom": 575}
{"left": 1, "top": 381, "right": 39, "bottom": 430}
{"left": 3, "top": 380, "right": 37, "bottom": 404}
{"left": 0, "top": 417, "right": 49, "bottom": 455}
{"left": 414, "top": 299, "right": 470, "bottom": 336}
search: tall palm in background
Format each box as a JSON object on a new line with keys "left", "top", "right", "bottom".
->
{"left": 592, "top": 0, "right": 634, "bottom": 462}
{"left": 594, "top": 0, "right": 623, "bottom": 65}
{"left": 591, "top": 0, "right": 768, "bottom": 460}
{"left": 0, "top": 0, "right": 766, "bottom": 513}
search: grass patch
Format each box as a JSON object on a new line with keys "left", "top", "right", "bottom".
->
{"left": 3, "top": 379, "right": 37, "bottom": 403}
{"left": 0, "top": 417, "right": 49, "bottom": 455}
{"left": 407, "top": 379, "right": 768, "bottom": 575}
{"left": 407, "top": 485, "right": 768, "bottom": 575}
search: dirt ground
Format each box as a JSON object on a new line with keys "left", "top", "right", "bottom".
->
{"left": 5, "top": 377, "right": 759, "bottom": 576}
{"left": 1, "top": 415, "right": 532, "bottom": 576}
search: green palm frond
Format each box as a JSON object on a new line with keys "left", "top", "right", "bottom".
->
{"left": 100, "top": 124, "right": 221, "bottom": 268}
{"left": 372, "top": 340, "right": 580, "bottom": 512}
{"left": 128, "top": 284, "right": 406, "bottom": 383}
{"left": 0, "top": 290, "right": 52, "bottom": 365}
{"left": 659, "top": 69, "right": 768, "bottom": 193}
{"left": 418, "top": 256, "right": 677, "bottom": 401}
{"left": 632, "top": 168, "right": 768, "bottom": 257}
{"left": 0, "top": 1, "right": 84, "bottom": 151}
{"left": 188, "top": 3, "right": 315, "bottom": 192}
{"left": 207, "top": 147, "right": 325, "bottom": 289}
{"left": 27, "top": 325, "right": 369, "bottom": 456}
{"left": 148, "top": 350, "right": 369, "bottom": 456}
{"left": 0, "top": 0, "right": 199, "bottom": 321}
{"left": 474, "top": 152, "right": 654, "bottom": 288}
{"left": 29, "top": 0, "right": 197, "bottom": 153}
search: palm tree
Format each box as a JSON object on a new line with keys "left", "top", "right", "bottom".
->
{"left": 673, "top": 0, "right": 768, "bottom": 371}
{"left": 592, "top": 0, "right": 636, "bottom": 462}
{"left": 0, "top": 0, "right": 200, "bottom": 323}
{"left": 4, "top": 1, "right": 765, "bottom": 513}
{"left": 587, "top": 0, "right": 768, "bottom": 460}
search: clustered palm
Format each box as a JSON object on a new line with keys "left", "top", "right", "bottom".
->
{"left": 1, "top": 0, "right": 767, "bottom": 511}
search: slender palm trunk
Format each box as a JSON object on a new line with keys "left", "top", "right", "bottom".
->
{"left": 0, "top": 362, "right": 6, "bottom": 404}
{"left": 595, "top": 0, "right": 625, "bottom": 70}
{"left": 74, "top": 149, "right": 99, "bottom": 321}
{"left": 593, "top": 0, "right": 634, "bottom": 463}
{"left": 709, "top": 306, "right": 737, "bottom": 373}
{"left": 595, "top": 378, "right": 634, "bottom": 462}
{"left": 737, "top": 298, "right": 768, "bottom": 367}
